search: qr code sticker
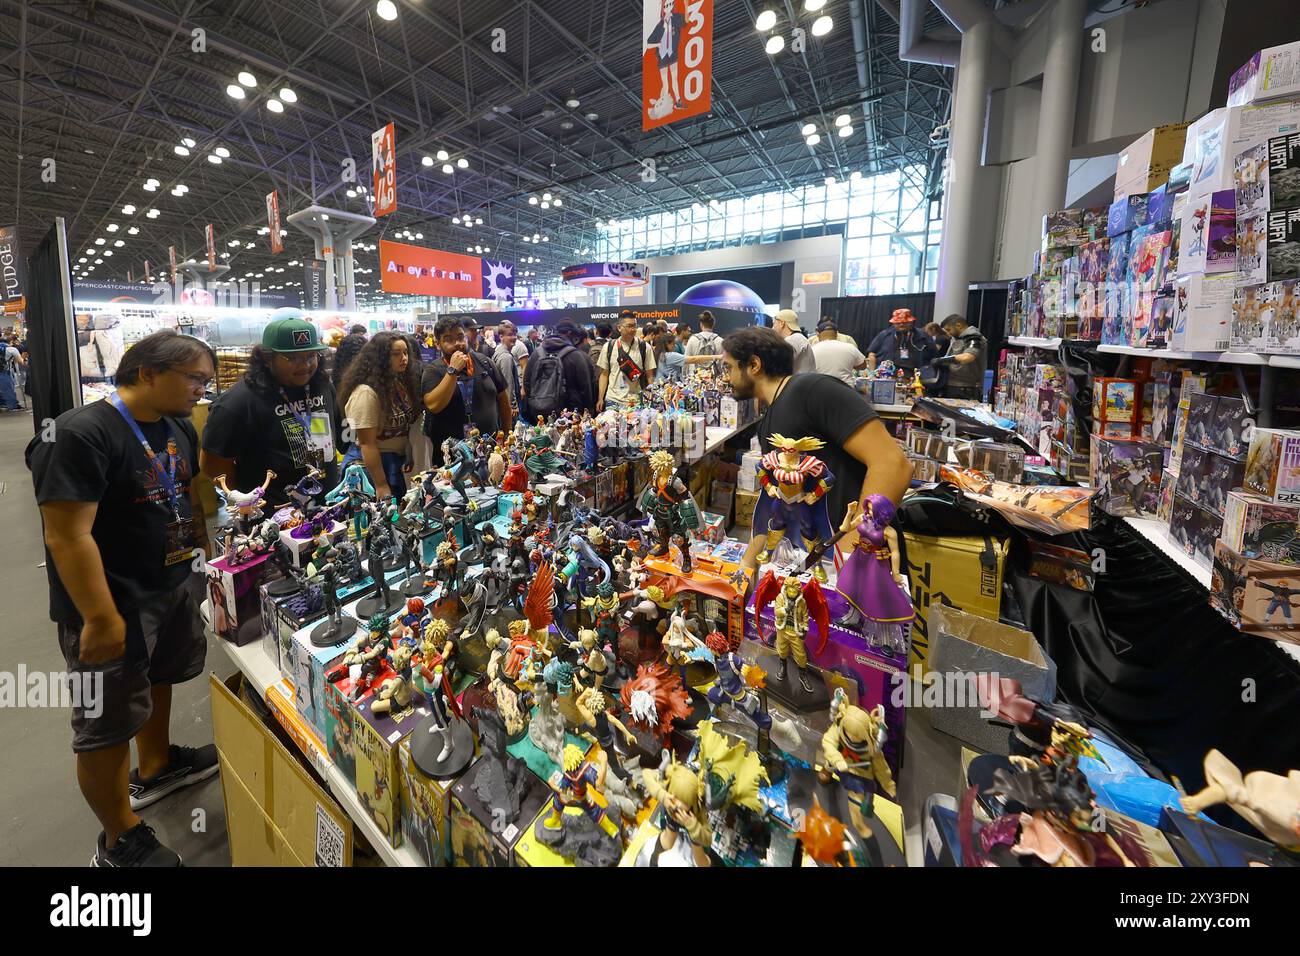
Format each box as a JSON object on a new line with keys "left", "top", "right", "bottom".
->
{"left": 315, "top": 803, "right": 346, "bottom": 867}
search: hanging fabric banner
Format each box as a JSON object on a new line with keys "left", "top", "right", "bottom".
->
{"left": 371, "top": 123, "right": 397, "bottom": 217}
{"left": 266, "top": 190, "right": 284, "bottom": 254}
{"left": 205, "top": 223, "right": 216, "bottom": 272}
{"left": 642, "top": 0, "right": 712, "bottom": 131}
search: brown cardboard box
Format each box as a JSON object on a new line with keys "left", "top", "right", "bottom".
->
{"left": 211, "top": 672, "right": 354, "bottom": 866}
{"left": 902, "top": 532, "right": 1008, "bottom": 670}
{"left": 1115, "top": 124, "right": 1189, "bottom": 200}
{"left": 734, "top": 488, "right": 760, "bottom": 529}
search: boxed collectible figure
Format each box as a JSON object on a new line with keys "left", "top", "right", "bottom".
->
{"left": 1170, "top": 495, "right": 1201, "bottom": 555}
{"left": 1201, "top": 452, "right": 1246, "bottom": 517}
{"left": 397, "top": 737, "right": 453, "bottom": 866}
{"left": 1184, "top": 101, "right": 1300, "bottom": 198}
{"left": 260, "top": 584, "right": 324, "bottom": 681}
{"left": 352, "top": 688, "right": 431, "bottom": 850}
{"left": 1092, "top": 378, "right": 1141, "bottom": 425}
{"left": 1026, "top": 540, "right": 1095, "bottom": 591}
{"left": 1210, "top": 395, "right": 1250, "bottom": 460}
{"left": 959, "top": 440, "right": 1025, "bottom": 483}
{"left": 1227, "top": 42, "right": 1300, "bottom": 107}
{"left": 1145, "top": 183, "right": 1176, "bottom": 228}
{"left": 1221, "top": 491, "right": 1300, "bottom": 562}
{"left": 1177, "top": 192, "right": 1212, "bottom": 276}
{"left": 1108, "top": 194, "right": 1150, "bottom": 237}
{"left": 1211, "top": 540, "right": 1300, "bottom": 642}
{"left": 1157, "top": 469, "right": 1177, "bottom": 522}
{"left": 1244, "top": 427, "right": 1300, "bottom": 503}
{"left": 1127, "top": 225, "right": 1172, "bottom": 293}
{"left": 1091, "top": 437, "right": 1163, "bottom": 517}
{"left": 1231, "top": 282, "right": 1272, "bottom": 352}
{"left": 1235, "top": 142, "right": 1270, "bottom": 219}
{"left": 1269, "top": 278, "right": 1300, "bottom": 351}
{"left": 289, "top": 617, "right": 362, "bottom": 742}
{"left": 1176, "top": 446, "right": 1208, "bottom": 504}
{"left": 1041, "top": 208, "right": 1086, "bottom": 249}
{"left": 1206, "top": 191, "right": 1238, "bottom": 273}
{"left": 1265, "top": 207, "right": 1300, "bottom": 282}
{"left": 206, "top": 552, "right": 272, "bottom": 646}
{"left": 1172, "top": 272, "right": 1235, "bottom": 350}
{"left": 448, "top": 756, "right": 549, "bottom": 867}
{"left": 1266, "top": 132, "right": 1300, "bottom": 207}
{"left": 1184, "top": 392, "right": 1218, "bottom": 451}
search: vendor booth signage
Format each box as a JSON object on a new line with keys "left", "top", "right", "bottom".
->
{"left": 372, "top": 122, "right": 397, "bottom": 217}
{"left": 379, "top": 239, "right": 514, "bottom": 304}
{"left": 0, "top": 224, "right": 27, "bottom": 313}
{"left": 642, "top": 0, "right": 713, "bottom": 131}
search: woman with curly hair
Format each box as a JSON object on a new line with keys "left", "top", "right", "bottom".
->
{"left": 338, "top": 331, "right": 422, "bottom": 503}
{"left": 330, "top": 331, "right": 368, "bottom": 395}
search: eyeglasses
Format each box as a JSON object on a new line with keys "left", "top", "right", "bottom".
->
{"left": 279, "top": 351, "right": 320, "bottom": 366}
{"left": 171, "top": 369, "right": 212, "bottom": 389}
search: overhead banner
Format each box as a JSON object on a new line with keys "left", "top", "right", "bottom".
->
{"left": 642, "top": 0, "right": 712, "bottom": 131}
{"left": 562, "top": 262, "right": 649, "bottom": 288}
{"left": 70, "top": 278, "right": 298, "bottom": 309}
{"left": 371, "top": 122, "right": 397, "bottom": 218}
{"left": 379, "top": 239, "right": 514, "bottom": 304}
{"left": 169, "top": 245, "right": 178, "bottom": 282}
{"left": 266, "top": 190, "right": 284, "bottom": 254}
{"left": 305, "top": 259, "right": 326, "bottom": 309}
{"left": 205, "top": 223, "right": 216, "bottom": 272}
{"left": 0, "top": 224, "right": 27, "bottom": 314}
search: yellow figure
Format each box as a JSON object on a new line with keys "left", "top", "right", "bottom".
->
{"left": 544, "top": 744, "right": 619, "bottom": 838}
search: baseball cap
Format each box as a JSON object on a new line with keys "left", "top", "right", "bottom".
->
{"left": 816, "top": 317, "right": 838, "bottom": 332}
{"left": 774, "top": 308, "right": 800, "bottom": 330}
{"left": 554, "top": 319, "right": 585, "bottom": 339}
{"left": 262, "top": 310, "right": 325, "bottom": 352}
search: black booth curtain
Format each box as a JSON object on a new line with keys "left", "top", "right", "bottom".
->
{"left": 820, "top": 293, "right": 936, "bottom": 353}
{"left": 25, "top": 224, "right": 77, "bottom": 434}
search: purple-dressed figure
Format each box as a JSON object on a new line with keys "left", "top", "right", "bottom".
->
{"left": 834, "top": 494, "right": 913, "bottom": 657}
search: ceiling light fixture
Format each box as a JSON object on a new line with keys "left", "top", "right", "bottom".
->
{"left": 376, "top": 0, "right": 398, "bottom": 21}
{"left": 805, "top": 0, "right": 826, "bottom": 10}
{"left": 801, "top": 122, "right": 817, "bottom": 136}
{"left": 456, "top": 158, "right": 468, "bottom": 169}
{"left": 756, "top": 9, "right": 777, "bottom": 31}
{"left": 121, "top": 204, "right": 136, "bottom": 214}
{"left": 811, "top": 15, "right": 833, "bottom": 36}
{"left": 436, "top": 149, "right": 449, "bottom": 161}
{"left": 107, "top": 223, "right": 119, "bottom": 232}
{"left": 565, "top": 90, "right": 580, "bottom": 108}
{"left": 238, "top": 70, "right": 257, "bottom": 88}
{"left": 147, "top": 208, "right": 159, "bottom": 218}
{"left": 207, "top": 154, "right": 223, "bottom": 164}
{"left": 174, "top": 145, "right": 190, "bottom": 156}
{"left": 553, "top": 198, "right": 562, "bottom": 207}
{"left": 128, "top": 227, "right": 139, "bottom": 235}
{"left": 113, "top": 239, "right": 125, "bottom": 247}
{"left": 421, "top": 155, "right": 434, "bottom": 167}
{"left": 267, "top": 99, "right": 284, "bottom": 113}
{"left": 838, "top": 125, "right": 853, "bottom": 138}
{"left": 442, "top": 163, "right": 453, "bottom": 174}
{"left": 805, "top": 133, "right": 821, "bottom": 146}
{"left": 279, "top": 87, "right": 297, "bottom": 104}
{"left": 835, "top": 113, "right": 851, "bottom": 127}
{"left": 765, "top": 34, "right": 785, "bottom": 55}
{"left": 226, "top": 84, "right": 246, "bottom": 100}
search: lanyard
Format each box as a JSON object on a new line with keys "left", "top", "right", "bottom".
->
{"left": 277, "top": 384, "right": 314, "bottom": 434}
{"left": 109, "top": 392, "right": 182, "bottom": 518}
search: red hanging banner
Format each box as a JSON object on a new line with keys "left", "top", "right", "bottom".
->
{"left": 205, "top": 223, "right": 216, "bottom": 272}
{"left": 371, "top": 123, "right": 397, "bottom": 217}
{"left": 266, "top": 190, "right": 284, "bottom": 254}
{"left": 642, "top": 0, "right": 712, "bottom": 131}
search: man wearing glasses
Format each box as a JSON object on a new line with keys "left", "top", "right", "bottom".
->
{"left": 28, "top": 329, "right": 218, "bottom": 866}
{"left": 201, "top": 310, "right": 340, "bottom": 508}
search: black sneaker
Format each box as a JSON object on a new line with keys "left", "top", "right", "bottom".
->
{"left": 128, "top": 744, "right": 220, "bottom": 810}
{"left": 92, "top": 822, "right": 182, "bottom": 867}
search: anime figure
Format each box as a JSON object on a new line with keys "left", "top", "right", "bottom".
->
{"left": 440, "top": 436, "right": 481, "bottom": 504}
{"left": 636, "top": 721, "right": 768, "bottom": 868}
{"left": 411, "top": 650, "right": 475, "bottom": 779}
{"left": 662, "top": 610, "right": 706, "bottom": 670}
{"left": 482, "top": 625, "right": 539, "bottom": 738}
{"left": 639, "top": 450, "right": 701, "bottom": 574}
{"left": 567, "top": 531, "right": 612, "bottom": 599}
{"left": 331, "top": 615, "right": 393, "bottom": 700}
{"left": 704, "top": 632, "right": 771, "bottom": 732}
{"left": 308, "top": 560, "right": 354, "bottom": 647}
{"left": 619, "top": 660, "right": 692, "bottom": 752}
{"left": 536, "top": 744, "right": 622, "bottom": 866}
{"left": 469, "top": 706, "right": 533, "bottom": 823}
{"left": 396, "top": 596, "right": 428, "bottom": 648}
{"left": 819, "top": 688, "right": 896, "bottom": 829}
{"left": 358, "top": 518, "right": 402, "bottom": 618}
{"left": 567, "top": 628, "right": 610, "bottom": 690}
{"left": 572, "top": 686, "right": 636, "bottom": 778}
{"left": 833, "top": 495, "right": 914, "bottom": 655}
{"left": 370, "top": 643, "right": 418, "bottom": 717}
{"left": 524, "top": 433, "right": 567, "bottom": 479}
{"left": 487, "top": 445, "right": 506, "bottom": 486}
{"left": 284, "top": 466, "right": 325, "bottom": 515}
{"left": 1258, "top": 580, "right": 1299, "bottom": 623}
{"left": 420, "top": 617, "right": 460, "bottom": 686}
{"left": 751, "top": 435, "right": 836, "bottom": 581}
{"left": 501, "top": 460, "right": 529, "bottom": 492}
{"left": 326, "top": 463, "right": 376, "bottom": 540}
{"left": 426, "top": 539, "right": 461, "bottom": 603}
{"left": 214, "top": 469, "right": 277, "bottom": 533}
{"left": 753, "top": 570, "right": 830, "bottom": 694}
{"left": 1181, "top": 749, "right": 1300, "bottom": 850}
{"left": 582, "top": 581, "right": 624, "bottom": 645}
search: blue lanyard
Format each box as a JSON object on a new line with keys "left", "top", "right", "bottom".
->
{"left": 109, "top": 392, "right": 182, "bottom": 518}
{"left": 277, "top": 384, "right": 314, "bottom": 434}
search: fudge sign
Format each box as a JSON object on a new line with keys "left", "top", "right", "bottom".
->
{"left": 0, "top": 224, "right": 26, "bottom": 312}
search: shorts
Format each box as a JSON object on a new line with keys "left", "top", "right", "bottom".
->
{"left": 56, "top": 584, "right": 207, "bottom": 753}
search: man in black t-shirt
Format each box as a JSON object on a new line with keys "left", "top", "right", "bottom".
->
{"left": 421, "top": 315, "right": 513, "bottom": 457}
{"left": 27, "top": 330, "right": 219, "bottom": 867}
{"left": 201, "top": 313, "right": 339, "bottom": 508}
{"left": 720, "top": 327, "right": 913, "bottom": 578}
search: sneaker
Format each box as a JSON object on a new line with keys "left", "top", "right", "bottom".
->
{"left": 92, "top": 822, "right": 182, "bottom": 867}
{"left": 128, "top": 744, "right": 219, "bottom": 810}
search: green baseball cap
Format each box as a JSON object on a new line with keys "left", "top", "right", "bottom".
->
{"left": 262, "top": 310, "right": 325, "bottom": 352}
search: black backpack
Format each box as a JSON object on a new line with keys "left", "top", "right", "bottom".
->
{"left": 528, "top": 343, "right": 573, "bottom": 415}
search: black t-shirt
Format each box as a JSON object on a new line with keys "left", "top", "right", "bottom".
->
{"left": 756, "top": 372, "right": 879, "bottom": 529}
{"left": 201, "top": 378, "right": 340, "bottom": 508}
{"left": 28, "top": 400, "right": 201, "bottom": 624}
{"left": 420, "top": 349, "right": 505, "bottom": 453}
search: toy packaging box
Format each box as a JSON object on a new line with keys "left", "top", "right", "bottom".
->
{"left": 1228, "top": 42, "right": 1300, "bottom": 107}
{"left": 1209, "top": 394, "right": 1250, "bottom": 460}
{"left": 1026, "top": 540, "right": 1095, "bottom": 592}
{"left": 1171, "top": 271, "right": 1235, "bottom": 351}
{"left": 1265, "top": 207, "right": 1300, "bottom": 282}
{"left": 1206, "top": 190, "right": 1238, "bottom": 273}
{"left": 1157, "top": 469, "right": 1177, "bottom": 522}
{"left": 260, "top": 584, "right": 324, "bottom": 681}
{"left": 1221, "top": 491, "right": 1300, "bottom": 563}
{"left": 352, "top": 687, "right": 433, "bottom": 849}
{"left": 1184, "top": 101, "right": 1300, "bottom": 198}
{"left": 1145, "top": 183, "right": 1176, "bottom": 228}
{"left": 1115, "top": 123, "right": 1189, "bottom": 199}
{"left": 1266, "top": 132, "right": 1300, "bottom": 207}
{"left": 1127, "top": 225, "right": 1172, "bottom": 294}
{"left": 206, "top": 552, "right": 272, "bottom": 646}
{"left": 1235, "top": 142, "right": 1271, "bottom": 220}
{"left": 1268, "top": 279, "right": 1300, "bottom": 352}
{"left": 1091, "top": 437, "right": 1163, "bottom": 518}
{"left": 1170, "top": 496, "right": 1221, "bottom": 568}
{"left": 1092, "top": 378, "right": 1141, "bottom": 425}
{"left": 1231, "top": 282, "right": 1272, "bottom": 352}
{"left": 288, "top": 616, "right": 361, "bottom": 741}
{"left": 1244, "top": 427, "right": 1300, "bottom": 503}
{"left": 1236, "top": 207, "right": 1268, "bottom": 286}
{"left": 1211, "top": 540, "right": 1300, "bottom": 643}
{"left": 397, "top": 737, "right": 454, "bottom": 867}
{"left": 1175, "top": 446, "right": 1208, "bottom": 504}
{"left": 957, "top": 440, "right": 1025, "bottom": 482}
{"left": 447, "top": 756, "right": 549, "bottom": 867}
{"left": 1201, "top": 452, "right": 1246, "bottom": 518}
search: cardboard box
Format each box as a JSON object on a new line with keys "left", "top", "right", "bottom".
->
{"left": 1184, "top": 101, "right": 1300, "bottom": 199}
{"left": 448, "top": 756, "right": 550, "bottom": 867}
{"left": 397, "top": 737, "right": 454, "bottom": 867}
{"left": 206, "top": 552, "right": 272, "bottom": 646}
{"left": 1211, "top": 540, "right": 1300, "bottom": 642}
{"left": 1228, "top": 44, "right": 1300, "bottom": 107}
{"left": 1172, "top": 272, "right": 1235, "bottom": 351}
{"left": 1116, "top": 124, "right": 1188, "bottom": 199}
{"left": 1108, "top": 194, "right": 1149, "bottom": 237}
{"left": 1221, "top": 491, "right": 1300, "bottom": 562}
{"left": 211, "top": 673, "right": 354, "bottom": 866}
{"left": 1244, "top": 427, "right": 1300, "bottom": 503}
{"left": 927, "top": 604, "right": 1056, "bottom": 754}
{"left": 901, "top": 531, "right": 1009, "bottom": 671}
{"left": 734, "top": 488, "right": 760, "bottom": 529}
{"left": 288, "top": 617, "right": 361, "bottom": 741}
{"left": 1231, "top": 282, "right": 1272, "bottom": 352}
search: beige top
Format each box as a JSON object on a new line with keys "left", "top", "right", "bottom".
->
{"left": 345, "top": 384, "right": 411, "bottom": 453}
{"left": 596, "top": 336, "right": 657, "bottom": 405}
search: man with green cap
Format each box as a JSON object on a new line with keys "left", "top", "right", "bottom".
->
{"left": 201, "top": 309, "right": 340, "bottom": 508}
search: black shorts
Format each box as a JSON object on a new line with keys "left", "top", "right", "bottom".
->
{"left": 56, "top": 583, "right": 207, "bottom": 753}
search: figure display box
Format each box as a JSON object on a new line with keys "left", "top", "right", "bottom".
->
{"left": 1211, "top": 540, "right": 1300, "bottom": 643}
{"left": 397, "top": 737, "right": 454, "bottom": 867}
{"left": 279, "top": 521, "right": 344, "bottom": 568}
{"left": 1221, "top": 491, "right": 1300, "bottom": 563}
{"left": 1170, "top": 495, "right": 1221, "bottom": 569}
{"left": 1026, "top": 541, "right": 1096, "bottom": 592}
{"left": 1171, "top": 271, "right": 1235, "bottom": 352}
{"left": 448, "top": 754, "right": 549, "bottom": 867}
{"left": 1092, "top": 378, "right": 1142, "bottom": 428}
{"left": 1108, "top": 194, "right": 1149, "bottom": 237}
{"left": 1238, "top": 206, "right": 1300, "bottom": 286}
{"left": 351, "top": 685, "right": 433, "bottom": 849}
{"left": 206, "top": 551, "right": 273, "bottom": 646}
{"left": 1231, "top": 282, "right": 1272, "bottom": 352}
{"left": 1244, "top": 427, "right": 1300, "bottom": 504}
{"left": 260, "top": 584, "right": 325, "bottom": 681}
{"left": 956, "top": 440, "right": 1025, "bottom": 483}
{"left": 1268, "top": 279, "right": 1300, "bottom": 352}
{"left": 288, "top": 616, "right": 361, "bottom": 741}
{"left": 1184, "top": 392, "right": 1249, "bottom": 460}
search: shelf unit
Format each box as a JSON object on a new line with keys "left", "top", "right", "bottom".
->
{"left": 1269, "top": 354, "right": 1300, "bottom": 370}
{"left": 220, "top": 638, "right": 425, "bottom": 868}
{"left": 1096, "top": 344, "right": 1267, "bottom": 365}
{"left": 1006, "top": 336, "right": 1063, "bottom": 348}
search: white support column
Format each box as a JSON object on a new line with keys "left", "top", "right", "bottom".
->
{"left": 1031, "top": 0, "right": 1087, "bottom": 226}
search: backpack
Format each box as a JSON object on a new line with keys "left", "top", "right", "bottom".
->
{"left": 528, "top": 343, "right": 574, "bottom": 415}
{"left": 692, "top": 330, "right": 721, "bottom": 354}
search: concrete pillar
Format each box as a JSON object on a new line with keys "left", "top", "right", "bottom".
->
{"left": 1031, "top": 0, "right": 1086, "bottom": 225}
{"left": 933, "top": 18, "right": 994, "bottom": 320}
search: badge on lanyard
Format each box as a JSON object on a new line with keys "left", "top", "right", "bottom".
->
{"left": 109, "top": 394, "right": 197, "bottom": 567}
{"left": 280, "top": 386, "right": 329, "bottom": 467}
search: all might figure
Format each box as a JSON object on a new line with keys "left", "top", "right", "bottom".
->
{"left": 541, "top": 743, "right": 621, "bottom": 840}
{"left": 753, "top": 570, "right": 830, "bottom": 694}
{"left": 751, "top": 434, "right": 835, "bottom": 581}
{"left": 639, "top": 450, "right": 701, "bottom": 574}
